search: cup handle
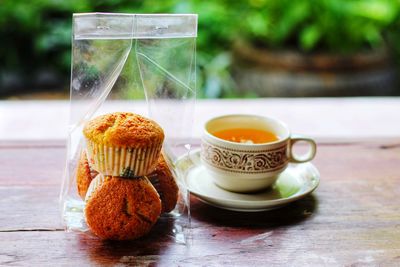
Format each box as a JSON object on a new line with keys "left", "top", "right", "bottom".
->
{"left": 289, "top": 134, "right": 317, "bottom": 163}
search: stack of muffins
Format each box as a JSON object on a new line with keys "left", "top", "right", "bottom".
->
{"left": 76, "top": 112, "right": 179, "bottom": 240}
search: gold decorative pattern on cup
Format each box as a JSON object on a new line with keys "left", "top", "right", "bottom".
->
{"left": 201, "top": 141, "right": 288, "bottom": 174}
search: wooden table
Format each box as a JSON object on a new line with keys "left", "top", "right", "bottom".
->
{"left": 1, "top": 98, "right": 400, "bottom": 266}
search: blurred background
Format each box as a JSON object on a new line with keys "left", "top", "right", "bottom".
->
{"left": 1, "top": 0, "right": 400, "bottom": 99}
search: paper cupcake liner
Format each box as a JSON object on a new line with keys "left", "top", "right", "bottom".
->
{"left": 86, "top": 140, "right": 162, "bottom": 177}
{"left": 84, "top": 173, "right": 105, "bottom": 202}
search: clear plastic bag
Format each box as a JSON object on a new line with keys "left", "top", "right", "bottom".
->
{"left": 60, "top": 13, "right": 197, "bottom": 243}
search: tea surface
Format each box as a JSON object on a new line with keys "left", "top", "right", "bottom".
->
{"left": 212, "top": 128, "right": 278, "bottom": 144}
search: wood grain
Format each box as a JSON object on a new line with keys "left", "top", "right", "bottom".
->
{"left": 0, "top": 140, "right": 400, "bottom": 266}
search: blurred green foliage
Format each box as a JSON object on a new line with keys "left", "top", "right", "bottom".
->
{"left": 1, "top": 0, "right": 399, "bottom": 97}
{"left": 237, "top": 0, "right": 400, "bottom": 53}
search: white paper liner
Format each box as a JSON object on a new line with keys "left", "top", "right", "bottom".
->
{"left": 84, "top": 173, "right": 105, "bottom": 202}
{"left": 86, "top": 140, "right": 162, "bottom": 177}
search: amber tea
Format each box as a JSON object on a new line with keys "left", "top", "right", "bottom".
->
{"left": 212, "top": 128, "right": 278, "bottom": 144}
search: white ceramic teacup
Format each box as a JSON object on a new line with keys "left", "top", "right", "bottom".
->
{"left": 201, "top": 114, "right": 317, "bottom": 193}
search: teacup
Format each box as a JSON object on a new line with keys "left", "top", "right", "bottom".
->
{"left": 201, "top": 114, "right": 317, "bottom": 193}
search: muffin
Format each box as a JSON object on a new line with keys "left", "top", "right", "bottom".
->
{"left": 76, "top": 150, "right": 98, "bottom": 199}
{"left": 85, "top": 175, "right": 162, "bottom": 240}
{"left": 81, "top": 149, "right": 178, "bottom": 212}
{"left": 83, "top": 112, "right": 164, "bottom": 177}
{"left": 147, "top": 154, "right": 179, "bottom": 213}
{"left": 84, "top": 173, "right": 105, "bottom": 202}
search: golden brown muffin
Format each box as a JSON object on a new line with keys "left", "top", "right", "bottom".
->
{"left": 81, "top": 148, "right": 179, "bottom": 212}
{"left": 76, "top": 150, "right": 98, "bottom": 199}
{"left": 83, "top": 112, "right": 164, "bottom": 177}
{"left": 147, "top": 155, "right": 179, "bottom": 213}
{"left": 85, "top": 176, "right": 162, "bottom": 240}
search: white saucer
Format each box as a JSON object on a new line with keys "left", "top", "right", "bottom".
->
{"left": 175, "top": 149, "right": 320, "bottom": 212}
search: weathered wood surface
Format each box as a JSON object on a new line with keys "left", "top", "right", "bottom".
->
{"left": 0, "top": 140, "right": 400, "bottom": 266}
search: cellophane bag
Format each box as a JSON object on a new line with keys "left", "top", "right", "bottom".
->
{"left": 60, "top": 13, "right": 197, "bottom": 243}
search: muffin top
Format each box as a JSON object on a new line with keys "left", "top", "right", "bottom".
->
{"left": 83, "top": 112, "right": 164, "bottom": 147}
{"left": 85, "top": 176, "right": 161, "bottom": 240}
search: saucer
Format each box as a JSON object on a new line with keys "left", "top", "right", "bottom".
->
{"left": 175, "top": 149, "right": 320, "bottom": 212}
